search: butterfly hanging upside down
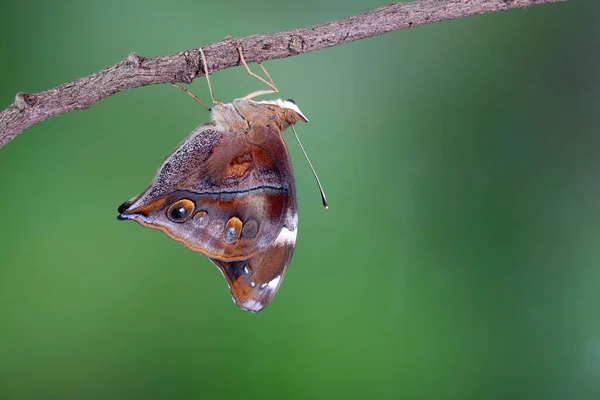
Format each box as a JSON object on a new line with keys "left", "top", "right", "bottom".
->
{"left": 117, "top": 47, "right": 326, "bottom": 312}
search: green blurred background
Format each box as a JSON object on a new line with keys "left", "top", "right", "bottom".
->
{"left": 0, "top": 0, "right": 598, "bottom": 398}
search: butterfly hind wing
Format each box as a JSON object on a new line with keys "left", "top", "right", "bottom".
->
{"left": 211, "top": 227, "right": 296, "bottom": 312}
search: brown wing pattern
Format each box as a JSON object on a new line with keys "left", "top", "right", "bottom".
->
{"left": 118, "top": 122, "right": 298, "bottom": 312}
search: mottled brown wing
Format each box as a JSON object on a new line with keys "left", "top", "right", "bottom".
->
{"left": 118, "top": 123, "right": 297, "bottom": 312}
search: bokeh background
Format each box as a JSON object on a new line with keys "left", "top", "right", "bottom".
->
{"left": 0, "top": 0, "right": 598, "bottom": 398}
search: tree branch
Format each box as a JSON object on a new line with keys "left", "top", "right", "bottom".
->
{"left": 0, "top": 0, "right": 566, "bottom": 149}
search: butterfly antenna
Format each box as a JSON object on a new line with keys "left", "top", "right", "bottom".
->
{"left": 291, "top": 125, "right": 328, "bottom": 209}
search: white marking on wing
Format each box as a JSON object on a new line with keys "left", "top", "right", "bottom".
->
{"left": 273, "top": 225, "right": 297, "bottom": 247}
{"left": 267, "top": 275, "right": 281, "bottom": 291}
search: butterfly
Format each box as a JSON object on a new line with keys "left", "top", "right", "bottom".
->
{"left": 117, "top": 48, "right": 326, "bottom": 312}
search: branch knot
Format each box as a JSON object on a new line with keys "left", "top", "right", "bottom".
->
{"left": 126, "top": 52, "right": 146, "bottom": 68}
{"left": 288, "top": 35, "right": 304, "bottom": 55}
{"left": 14, "top": 92, "right": 38, "bottom": 110}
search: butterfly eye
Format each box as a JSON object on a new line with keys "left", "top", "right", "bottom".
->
{"left": 285, "top": 98, "right": 296, "bottom": 104}
{"left": 167, "top": 199, "right": 195, "bottom": 222}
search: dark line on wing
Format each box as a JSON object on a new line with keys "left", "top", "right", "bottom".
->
{"left": 176, "top": 185, "right": 287, "bottom": 196}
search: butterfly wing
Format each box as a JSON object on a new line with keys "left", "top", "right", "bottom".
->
{"left": 118, "top": 123, "right": 297, "bottom": 312}
{"left": 210, "top": 121, "right": 298, "bottom": 312}
{"left": 210, "top": 220, "right": 296, "bottom": 312}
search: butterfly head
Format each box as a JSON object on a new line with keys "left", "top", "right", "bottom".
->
{"left": 257, "top": 98, "right": 309, "bottom": 124}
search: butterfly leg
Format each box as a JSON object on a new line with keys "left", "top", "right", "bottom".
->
{"left": 238, "top": 47, "right": 280, "bottom": 100}
{"left": 199, "top": 47, "right": 224, "bottom": 106}
{"left": 170, "top": 83, "right": 210, "bottom": 111}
